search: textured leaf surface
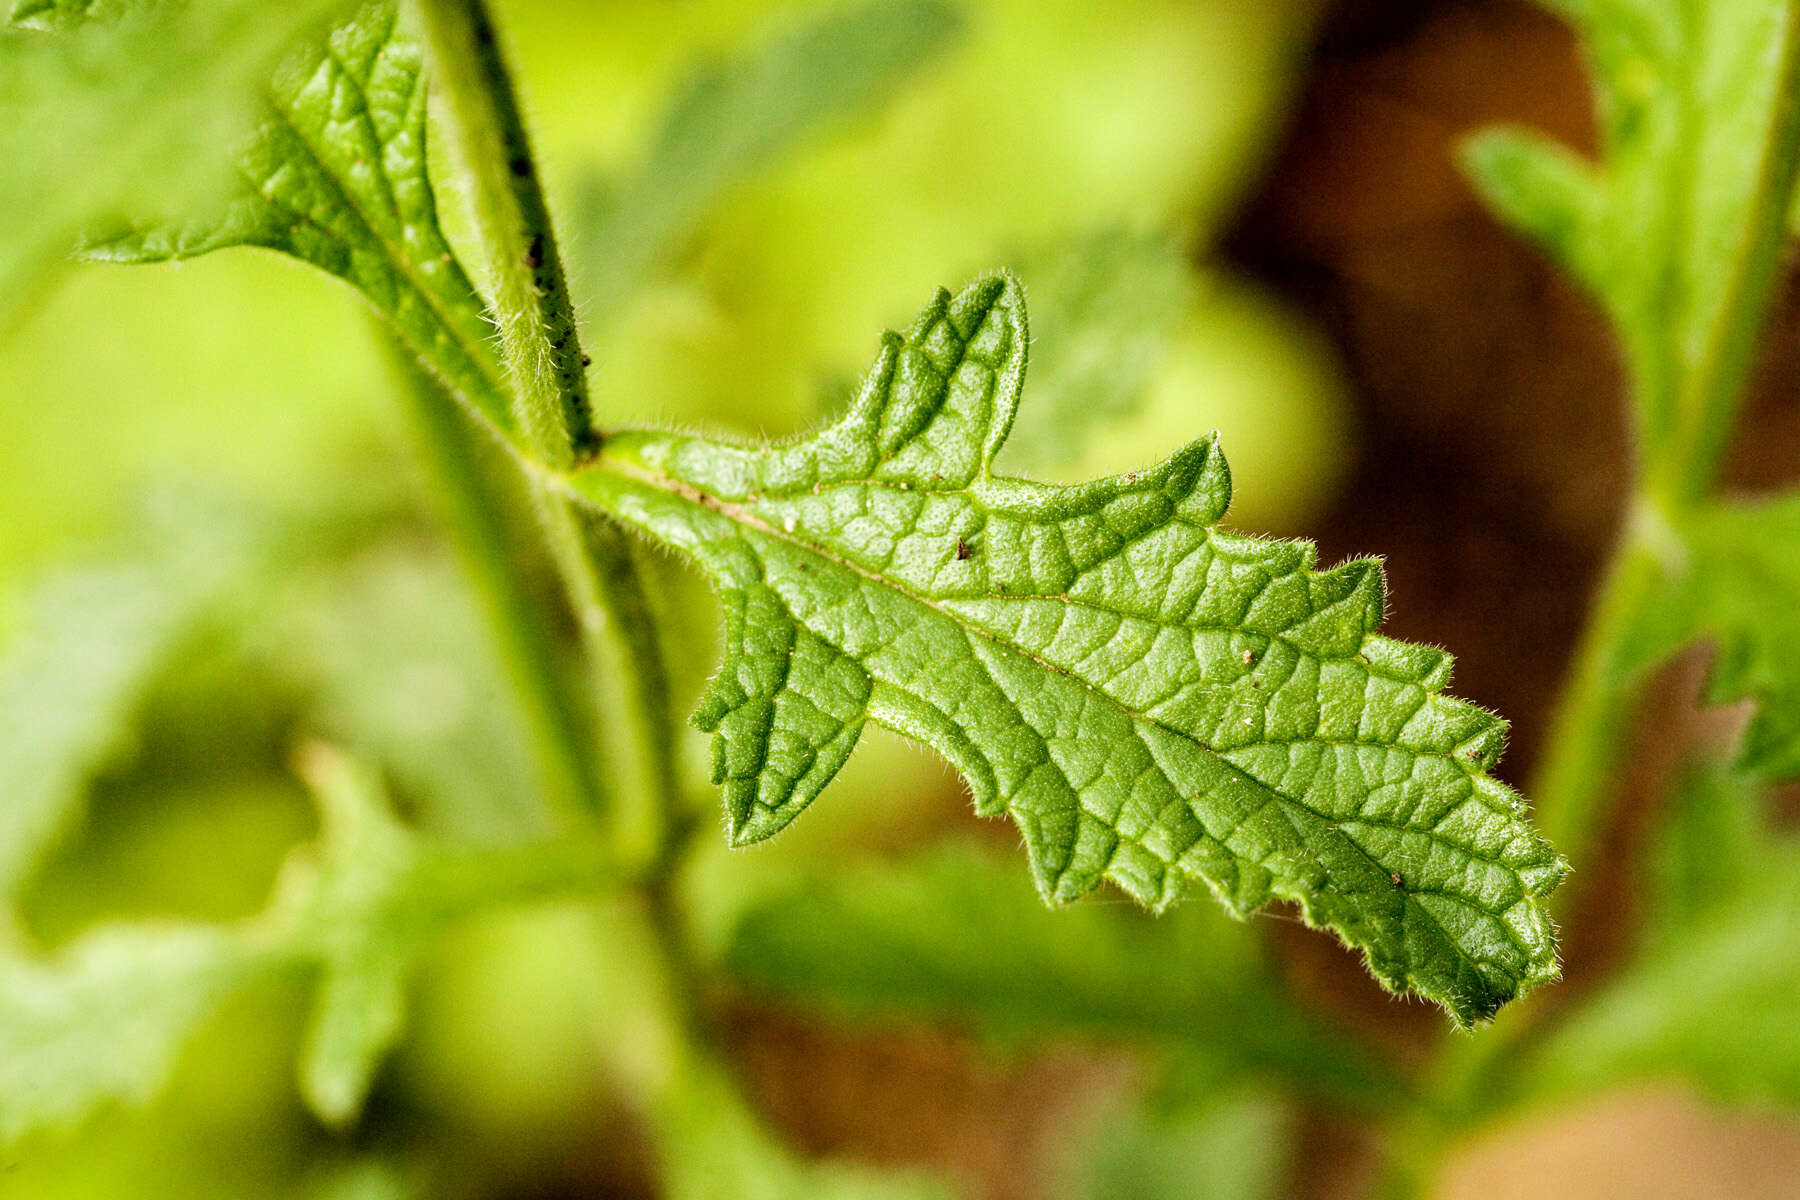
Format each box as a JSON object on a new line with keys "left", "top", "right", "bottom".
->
{"left": 727, "top": 844, "right": 1387, "bottom": 1108}
{"left": 1462, "top": 0, "right": 1797, "bottom": 469}
{"left": 83, "top": 0, "right": 514, "bottom": 434}
{"left": 575, "top": 274, "right": 1565, "bottom": 1024}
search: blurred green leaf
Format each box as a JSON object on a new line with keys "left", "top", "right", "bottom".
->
{"left": 1619, "top": 493, "right": 1800, "bottom": 780}
{"left": 287, "top": 746, "right": 421, "bottom": 1128}
{"left": 574, "top": 0, "right": 963, "bottom": 320}
{"left": 0, "top": 740, "right": 623, "bottom": 1142}
{"left": 276, "top": 545, "right": 545, "bottom": 840}
{"left": 654, "top": 1051, "right": 951, "bottom": 1200}
{"left": 9, "top": 0, "right": 126, "bottom": 29}
{"left": 1518, "top": 763, "right": 1800, "bottom": 1106}
{"left": 727, "top": 843, "right": 1388, "bottom": 1111}
{"left": 0, "top": 0, "right": 342, "bottom": 330}
{"left": 84, "top": 0, "right": 515, "bottom": 436}
{"left": 1462, "top": 0, "right": 1800, "bottom": 489}
{"left": 1062, "top": 1090, "right": 1289, "bottom": 1200}
{"left": 995, "top": 229, "right": 1194, "bottom": 476}
{"left": 0, "top": 492, "right": 264, "bottom": 902}
{"left": 304, "top": 1162, "right": 414, "bottom": 1200}
{"left": 579, "top": 900, "right": 953, "bottom": 1200}
{"left": 0, "top": 922, "right": 264, "bottom": 1142}
{"left": 581, "top": 274, "right": 1564, "bottom": 1026}
{"left": 278, "top": 744, "right": 627, "bottom": 1127}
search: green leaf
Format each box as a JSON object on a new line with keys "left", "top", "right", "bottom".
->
{"left": 1462, "top": 1, "right": 1800, "bottom": 487}
{"left": 649, "top": 1044, "right": 951, "bottom": 1200}
{"left": 0, "top": 493, "right": 261, "bottom": 902}
{"left": 726, "top": 844, "right": 1387, "bottom": 1109}
{"left": 285, "top": 745, "right": 422, "bottom": 1127}
{"left": 993, "top": 229, "right": 1195, "bottom": 476}
{"left": 277, "top": 544, "right": 546, "bottom": 840}
{"left": 0, "top": 739, "right": 621, "bottom": 1142}
{"left": 8, "top": 0, "right": 126, "bottom": 29}
{"left": 1061, "top": 1091, "right": 1290, "bottom": 1200}
{"left": 0, "top": 923, "right": 260, "bottom": 1141}
{"left": 306, "top": 1162, "right": 414, "bottom": 1200}
{"left": 575, "top": 0, "right": 963, "bottom": 319}
{"left": 83, "top": 0, "right": 516, "bottom": 436}
{"left": 1518, "top": 764, "right": 1800, "bottom": 1105}
{"left": 574, "top": 274, "right": 1566, "bottom": 1025}
{"left": 0, "top": 0, "right": 341, "bottom": 330}
{"left": 1620, "top": 492, "right": 1800, "bottom": 780}
{"left": 277, "top": 743, "right": 624, "bottom": 1126}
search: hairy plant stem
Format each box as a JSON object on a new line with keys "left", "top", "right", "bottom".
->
{"left": 410, "top": 0, "right": 596, "bottom": 462}
{"left": 415, "top": 0, "right": 678, "bottom": 866}
{"left": 387, "top": 339, "right": 602, "bottom": 826}
{"left": 408, "top": 8, "right": 728, "bottom": 1188}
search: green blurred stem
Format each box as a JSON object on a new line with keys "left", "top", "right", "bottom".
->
{"left": 1369, "top": 14, "right": 1800, "bottom": 1195}
{"left": 1528, "top": 528, "right": 1668, "bottom": 871}
{"left": 388, "top": 341, "right": 602, "bottom": 826}
{"left": 1539, "top": 3, "right": 1800, "bottom": 864}
{"left": 586, "top": 896, "right": 829, "bottom": 1196}
{"left": 415, "top": 0, "right": 679, "bottom": 864}
{"left": 544, "top": 504, "right": 680, "bottom": 864}
{"left": 409, "top": 831, "right": 633, "bottom": 916}
{"left": 1649, "top": 1, "right": 1800, "bottom": 509}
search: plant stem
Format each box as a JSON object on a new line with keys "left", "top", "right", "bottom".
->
{"left": 1653, "top": 1, "right": 1800, "bottom": 509}
{"left": 1536, "top": 4, "right": 1800, "bottom": 857}
{"left": 544, "top": 503, "right": 679, "bottom": 864}
{"left": 585, "top": 894, "right": 839, "bottom": 1197}
{"left": 415, "top": 0, "right": 680, "bottom": 863}
{"left": 1540, "top": 2, "right": 1800, "bottom": 862}
{"left": 1527, "top": 525, "right": 1667, "bottom": 869}
{"left": 1368, "top": 14, "right": 1800, "bottom": 1194}
{"left": 387, "top": 340, "right": 602, "bottom": 826}
{"left": 411, "top": 0, "right": 597, "bottom": 464}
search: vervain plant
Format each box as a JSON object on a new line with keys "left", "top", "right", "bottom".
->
{"left": 3, "top": 0, "right": 1800, "bottom": 1196}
